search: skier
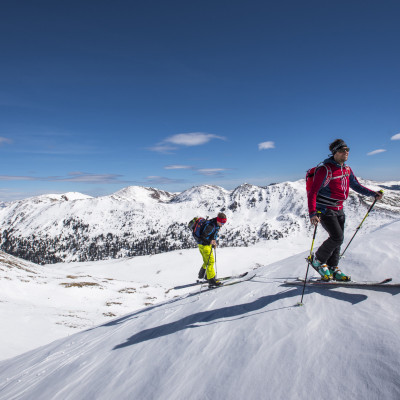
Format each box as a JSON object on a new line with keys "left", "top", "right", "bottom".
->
{"left": 307, "top": 139, "right": 383, "bottom": 281}
{"left": 196, "top": 212, "right": 227, "bottom": 287}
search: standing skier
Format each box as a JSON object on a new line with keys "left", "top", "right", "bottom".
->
{"left": 196, "top": 212, "right": 227, "bottom": 287}
{"left": 307, "top": 139, "right": 383, "bottom": 281}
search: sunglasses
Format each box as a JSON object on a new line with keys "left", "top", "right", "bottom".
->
{"left": 337, "top": 147, "right": 350, "bottom": 153}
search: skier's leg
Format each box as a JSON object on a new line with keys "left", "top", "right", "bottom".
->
{"left": 198, "top": 245, "right": 215, "bottom": 280}
{"left": 203, "top": 245, "right": 215, "bottom": 280}
{"left": 325, "top": 212, "right": 346, "bottom": 267}
{"left": 316, "top": 210, "right": 345, "bottom": 264}
{"left": 326, "top": 212, "right": 350, "bottom": 280}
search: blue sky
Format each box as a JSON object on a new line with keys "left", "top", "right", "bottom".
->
{"left": 1, "top": 0, "right": 400, "bottom": 201}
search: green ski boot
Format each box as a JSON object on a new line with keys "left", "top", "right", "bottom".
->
{"left": 329, "top": 266, "right": 351, "bottom": 281}
{"left": 309, "top": 254, "right": 333, "bottom": 281}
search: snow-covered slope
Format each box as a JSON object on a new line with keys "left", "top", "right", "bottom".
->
{"left": 0, "top": 221, "right": 399, "bottom": 400}
{"left": 0, "top": 180, "right": 399, "bottom": 264}
{"left": 0, "top": 235, "right": 310, "bottom": 361}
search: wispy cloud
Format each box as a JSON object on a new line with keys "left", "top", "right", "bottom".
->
{"left": 149, "top": 132, "right": 226, "bottom": 153}
{"left": 165, "top": 132, "right": 226, "bottom": 146}
{"left": 164, "top": 165, "right": 194, "bottom": 170}
{"left": 0, "top": 175, "right": 36, "bottom": 181}
{"left": 0, "top": 172, "right": 131, "bottom": 184}
{"left": 147, "top": 145, "right": 178, "bottom": 154}
{"left": 56, "top": 172, "right": 128, "bottom": 183}
{"left": 367, "top": 149, "right": 387, "bottom": 156}
{"left": 258, "top": 141, "right": 275, "bottom": 150}
{"left": 164, "top": 164, "right": 229, "bottom": 177}
{"left": 391, "top": 133, "right": 400, "bottom": 141}
{"left": 0, "top": 137, "right": 12, "bottom": 146}
{"left": 197, "top": 168, "right": 229, "bottom": 176}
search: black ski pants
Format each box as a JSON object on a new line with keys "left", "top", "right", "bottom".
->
{"left": 315, "top": 209, "right": 345, "bottom": 268}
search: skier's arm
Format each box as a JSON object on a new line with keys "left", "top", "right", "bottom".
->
{"left": 201, "top": 224, "right": 220, "bottom": 247}
{"left": 200, "top": 224, "right": 214, "bottom": 245}
{"left": 211, "top": 228, "right": 220, "bottom": 248}
{"left": 307, "top": 167, "right": 327, "bottom": 219}
{"left": 349, "top": 169, "right": 380, "bottom": 198}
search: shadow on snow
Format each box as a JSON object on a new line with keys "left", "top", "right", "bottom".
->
{"left": 112, "top": 284, "right": 372, "bottom": 350}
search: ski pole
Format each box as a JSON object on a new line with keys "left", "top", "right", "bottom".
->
{"left": 214, "top": 246, "right": 217, "bottom": 277}
{"left": 340, "top": 190, "right": 383, "bottom": 258}
{"left": 298, "top": 213, "right": 320, "bottom": 306}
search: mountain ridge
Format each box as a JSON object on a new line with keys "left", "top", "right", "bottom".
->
{"left": 0, "top": 179, "right": 399, "bottom": 264}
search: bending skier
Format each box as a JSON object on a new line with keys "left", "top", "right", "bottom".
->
{"left": 307, "top": 139, "right": 383, "bottom": 281}
{"left": 196, "top": 212, "right": 227, "bottom": 287}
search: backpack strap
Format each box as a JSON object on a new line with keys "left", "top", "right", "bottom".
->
{"left": 322, "top": 164, "right": 332, "bottom": 187}
{"left": 313, "top": 163, "right": 332, "bottom": 188}
{"left": 192, "top": 218, "right": 203, "bottom": 233}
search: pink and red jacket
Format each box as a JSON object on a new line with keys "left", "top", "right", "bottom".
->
{"left": 308, "top": 157, "right": 376, "bottom": 218}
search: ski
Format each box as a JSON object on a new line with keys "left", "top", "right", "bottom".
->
{"left": 284, "top": 278, "right": 400, "bottom": 288}
{"left": 206, "top": 272, "right": 256, "bottom": 290}
{"left": 197, "top": 271, "right": 249, "bottom": 284}
{"left": 173, "top": 272, "right": 249, "bottom": 290}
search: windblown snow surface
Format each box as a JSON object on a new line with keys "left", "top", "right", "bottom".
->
{"left": 1, "top": 220, "right": 400, "bottom": 400}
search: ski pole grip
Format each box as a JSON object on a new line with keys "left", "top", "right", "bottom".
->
{"left": 374, "top": 189, "right": 384, "bottom": 201}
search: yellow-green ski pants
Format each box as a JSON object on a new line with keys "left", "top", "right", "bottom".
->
{"left": 198, "top": 244, "right": 216, "bottom": 280}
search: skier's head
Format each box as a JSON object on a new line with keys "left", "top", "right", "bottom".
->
{"left": 329, "top": 139, "right": 349, "bottom": 155}
{"left": 330, "top": 139, "right": 350, "bottom": 165}
{"left": 217, "top": 212, "right": 227, "bottom": 226}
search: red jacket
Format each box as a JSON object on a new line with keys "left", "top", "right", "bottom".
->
{"left": 308, "top": 157, "right": 376, "bottom": 217}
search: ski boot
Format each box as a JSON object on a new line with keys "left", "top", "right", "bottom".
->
{"left": 329, "top": 266, "right": 351, "bottom": 281}
{"left": 208, "top": 277, "right": 222, "bottom": 288}
{"left": 309, "top": 254, "right": 333, "bottom": 281}
{"left": 198, "top": 266, "right": 206, "bottom": 280}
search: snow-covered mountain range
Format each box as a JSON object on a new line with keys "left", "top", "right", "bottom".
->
{"left": 0, "top": 179, "right": 399, "bottom": 264}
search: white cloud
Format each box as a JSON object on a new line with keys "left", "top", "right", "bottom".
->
{"left": 149, "top": 132, "right": 226, "bottom": 153}
{"left": 57, "top": 172, "right": 127, "bottom": 183}
{"left": 0, "top": 172, "right": 130, "bottom": 184}
{"left": 367, "top": 149, "right": 387, "bottom": 156}
{"left": 197, "top": 168, "right": 228, "bottom": 176}
{"left": 147, "top": 145, "right": 177, "bottom": 154}
{"left": 164, "top": 132, "right": 225, "bottom": 146}
{"left": 0, "top": 175, "right": 34, "bottom": 181}
{"left": 164, "top": 165, "right": 193, "bottom": 170}
{"left": 258, "top": 141, "right": 275, "bottom": 150}
{"left": 0, "top": 137, "right": 12, "bottom": 146}
{"left": 391, "top": 133, "right": 400, "bottom": 141}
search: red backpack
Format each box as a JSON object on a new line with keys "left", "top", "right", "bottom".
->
{"left": 188, "top": 217, "right": 208, "bottom": 238}
{"left": 306, "top": 163, "right": 332, "bottom": 193}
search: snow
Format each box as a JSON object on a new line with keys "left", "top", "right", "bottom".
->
{"left": 111, "top": 186, "right": 174, "bottom": 203}
{"left": 0, "top": 236, "right": 309, "bottom": 360}
{"left": 1, "top": 179, "right": 398, "bottom": 264}
{"left": 1, "top": 220, "right": 400, "bottom": 399}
